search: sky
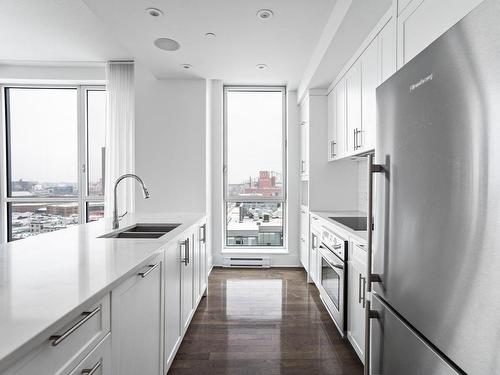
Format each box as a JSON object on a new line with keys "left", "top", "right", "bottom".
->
{"left": 8, "top": 88, "right": 105, "bottom": 185}
{"left": 226, "top": 90, "right": 283, "bottom": 184}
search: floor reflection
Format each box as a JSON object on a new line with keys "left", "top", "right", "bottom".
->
{"left": 169, "top": 268, "right": 362, "bottom": 375}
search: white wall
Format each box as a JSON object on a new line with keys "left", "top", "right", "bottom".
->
{"left": 134, "top": 64, "right": 207, "bottom": 213}
{"left": 209, "top": 80, "right": 224, "bottom": 268}
{"left": 0, "top": 63, "right": 105, "bottom": 84}
{"left": 210, "top": 88, "right": 301, "bottom": 267}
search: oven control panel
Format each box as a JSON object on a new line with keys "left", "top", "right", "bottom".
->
{"left": 321, "top": 229, "right": 346, "bottom": 260}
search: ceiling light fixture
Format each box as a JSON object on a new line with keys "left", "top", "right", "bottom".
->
{"left": 204, "top": 32, "right": 216, "bottom": 38}
{"left": 256, "top": 64, "right": 269, "bottom": 70}
{"left": 181, "top": 64, "right": 193, "bottom": 69}
{"left": 146, "top": 7, "right": 163, "bottom": 17}
{"left": 154, "top": 38, "right": 180, "bottom": 51}
{"left": 256, "top": 9, "right": 274, "bottom": 20}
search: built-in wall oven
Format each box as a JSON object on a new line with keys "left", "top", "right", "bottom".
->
{"left": 318, "top": 227, "right": 347, "bottom": 336}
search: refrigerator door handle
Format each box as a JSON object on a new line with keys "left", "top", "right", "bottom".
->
{"left": 364, "top": 154, "right": 384, "bottom": 375}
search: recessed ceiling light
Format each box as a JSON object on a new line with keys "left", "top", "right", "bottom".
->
{"left": 146, "top": 7, "right": 163, "bottom": 17}
{"left": 256, "top": 9, "right": 274, "bottom": 20}
{"left": 204, "top": 32, "right": 216, "bottom": 38}
{"left": 181, "top": 64, "right": 193, "bottom": 69}
{"left": 154, "top": 38, "right": 180, "bottom": 51}
{"left": 256, "top": 64, "right": 269, "bottom": 70}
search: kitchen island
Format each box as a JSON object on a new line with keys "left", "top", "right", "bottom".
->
{"left": 0, "top": 212, "right": 207, "bottom": 375}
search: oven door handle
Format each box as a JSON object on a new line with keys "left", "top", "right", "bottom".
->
{"left": 319, "top": 247, "right": 344, "bottom": 270}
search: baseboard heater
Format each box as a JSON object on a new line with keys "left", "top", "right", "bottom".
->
{"left": 223, "top": 256, "right": 271, "bottom": 268}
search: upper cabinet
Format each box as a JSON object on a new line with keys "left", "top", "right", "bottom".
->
{"left": 345, "top": 60, "right": 362, "bottom": 154}
{"left": 325, "top": 0, "right": 482, "bottom": 162}
{"left": 299, "top": 98, "right": 310, "bottom": 180}
{"left": 328, "top": 17, "right": 396, "bottom": 160}
{"left": 398, "top": 0, "right": 484, "bottom": 66}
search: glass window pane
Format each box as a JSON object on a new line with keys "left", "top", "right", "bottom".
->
{"left": 226, "top": 202, "right": 284, "bottom": 246}
{"left": 87, "top": 90, "right": 106, "bottom": 196}
{"left": 86, "top": 201, "right": 104, "bottom": 222}
{"left": 225, "top": 90, "right": 283, "bottom": 199}
{"left": 6, "top": 88, "right": 78, "bottom": 198}
{"left": 8, "top": 202, "right": 79, "bottom": 241}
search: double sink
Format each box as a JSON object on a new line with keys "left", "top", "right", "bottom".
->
{"left": 100, "top": 223, "right": 181, "bottom": 239}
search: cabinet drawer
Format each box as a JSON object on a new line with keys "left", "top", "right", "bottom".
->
{"left": 5, "top": 294, "right": 111, "bottom": 375}
{"left": 69, "top": 334, "right": 111, "bottom": 375}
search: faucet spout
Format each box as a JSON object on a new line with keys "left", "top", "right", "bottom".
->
{"left": 113, "top": 173, "right": 150, "bottom": 229}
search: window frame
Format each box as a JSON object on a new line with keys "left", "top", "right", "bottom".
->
{"left": 222, "top": 86, "right": 287, "bottom": 249}
{"left": 0, "top": 84, "right": 106, "bottom": 242}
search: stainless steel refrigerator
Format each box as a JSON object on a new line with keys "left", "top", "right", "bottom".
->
{"left": 366, "top": 0, "right": 500, "bottom": 374}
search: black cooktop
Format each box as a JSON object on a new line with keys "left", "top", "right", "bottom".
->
{"left": 329, "top": 216, "right": 367, "bottom": 231}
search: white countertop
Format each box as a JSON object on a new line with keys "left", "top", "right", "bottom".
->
{"left": 310, "top": 210, "right": 368, "bottom": 244}
{"left": 0, "top": 212, "right": 205, "bottom": 370}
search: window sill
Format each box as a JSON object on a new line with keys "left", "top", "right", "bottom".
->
{"left": 221, "top": 247, "right": 289, "bottom": 255}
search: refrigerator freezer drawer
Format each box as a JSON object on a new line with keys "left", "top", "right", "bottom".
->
{"left": 370, "top": 294, "right": 459, "bottom": 375}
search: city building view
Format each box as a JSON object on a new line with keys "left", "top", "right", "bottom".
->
{"left": 9, "top": 179, "right": 104, "bottom": 241}
{"left": 226, "top": 171, "right": 284, "bottom": 246}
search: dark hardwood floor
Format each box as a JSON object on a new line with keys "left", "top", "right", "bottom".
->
{"left": 168, "top": 267, "right": 363, "bottom": 375}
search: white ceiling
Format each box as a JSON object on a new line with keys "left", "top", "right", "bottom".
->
{"left": 0, "top": 0, "right": 337, "bottom": 88}
{"left": 0, "top": 0, "right": 130, "bottom": 63}
{"left": 83, "top": 0, "right": 337, "bottom": 88}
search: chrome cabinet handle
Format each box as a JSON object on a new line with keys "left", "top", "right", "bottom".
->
{"left": 330, "top": 140, "right": 336, "bottom": 158}
{"left": 138, "top": 262, "right": 160, "bottom": 278}
{"left": 49, "top": 306, "right": 101, "bottom": 346}
{"left": 81, "top": 361, "right": 101, "bottom": 375}
{"left": 332, "top": 263, "right": 344, "bottom": 270}
{"left": 185, "top": 238, "right": 190, "bottom": 265}
{"left": 332, "top": 244, "right": 342, "bottom": 250}
{"left": 358, "top": 273, "right": 362, "bottom": 304}
{"left": 361, "top": 275, "right": 366, "bottom": 308}
{"left": 353, "top": 129, "right": 357, "bottom": 150}
{"left": 180, "top": 240, "right": 188, "bottom": 265}
{"left": 199, "top": 224, "right": 206, "bottom": 243}
{"left": 300, "top": 160, "right": 306, "bottom": 173}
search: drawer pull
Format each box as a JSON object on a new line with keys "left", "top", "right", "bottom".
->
{"left": 138, "top": 262, "right": 160, "bottom": 278}
{"left": 49, "top": 306, "right": 101, "bottom": 346}
{"left": 81, "top": 360, "right": 101, "bottom": 375}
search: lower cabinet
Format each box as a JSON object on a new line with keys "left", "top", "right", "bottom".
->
{"left": 180, "top": 234, "right": 194, "bottom": 334}
{"left": 164, "top": 241, "right": 182, "bottom": 369}
{"left": 1, "top": 295, "right": 110, "bottom": 375}
{"left": 300, "top": 206, "right": 310, "bottom": 271}
{"left": 347, "top": 242, "right": 367, "bottom": 362}
{"left": 69, "top": 334, "right": 111, "bottom": 375}
{"left": 111, "top": 255, "right": 163, "bottom": 375}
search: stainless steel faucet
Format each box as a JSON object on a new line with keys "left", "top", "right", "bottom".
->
{"left": 113, "top": 173, "right": 150, "bottom": 229}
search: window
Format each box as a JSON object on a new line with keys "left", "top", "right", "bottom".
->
{"left": 224, "top": 87, "right": 286, "bottom": 247}
{"left": 2, "top": 86, "right": 106, "bottom": 242}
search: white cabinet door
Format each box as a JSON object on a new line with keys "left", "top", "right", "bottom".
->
{"left": 398, "top": 0, "right": 484, "bottom": 66}
{"left": 199, "top": 223, "right": 208, "bottom": 294}
{"left": 347, "top": 243, "right": 367, "bottom": 362}
{"left": 112, "top": 256, "right": 163, "bottom": 375}
{"left": 361, "top": 37, "right": 379, "bottom": 152}
{"left": 300, "top": 207, "right": 309, "bottom": 271}
{"left": 379, "top": 18, "right": 397, "bottom": 84}
{"left": 164, "top": 242, "right": 182, "bottom": 369}
{"left": 345, "top": 60, "right": 362, "bottom": 153}
{"left": 309, "top": 231, "right": 320, "bottom": 285}
{"left": 192, "top": 230, "right": 201, "bottom": 305}
{"left": 327, "top": 89, "right": 336, "bottom": 161}
{"left": 299, "top": 99, "right": 309, "bottom": 178}
{"left": 181, "top": 234, "right": 194, "bottom": 333}
{"left": 335, "top": 79, "right": 347, "bottom": 158}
